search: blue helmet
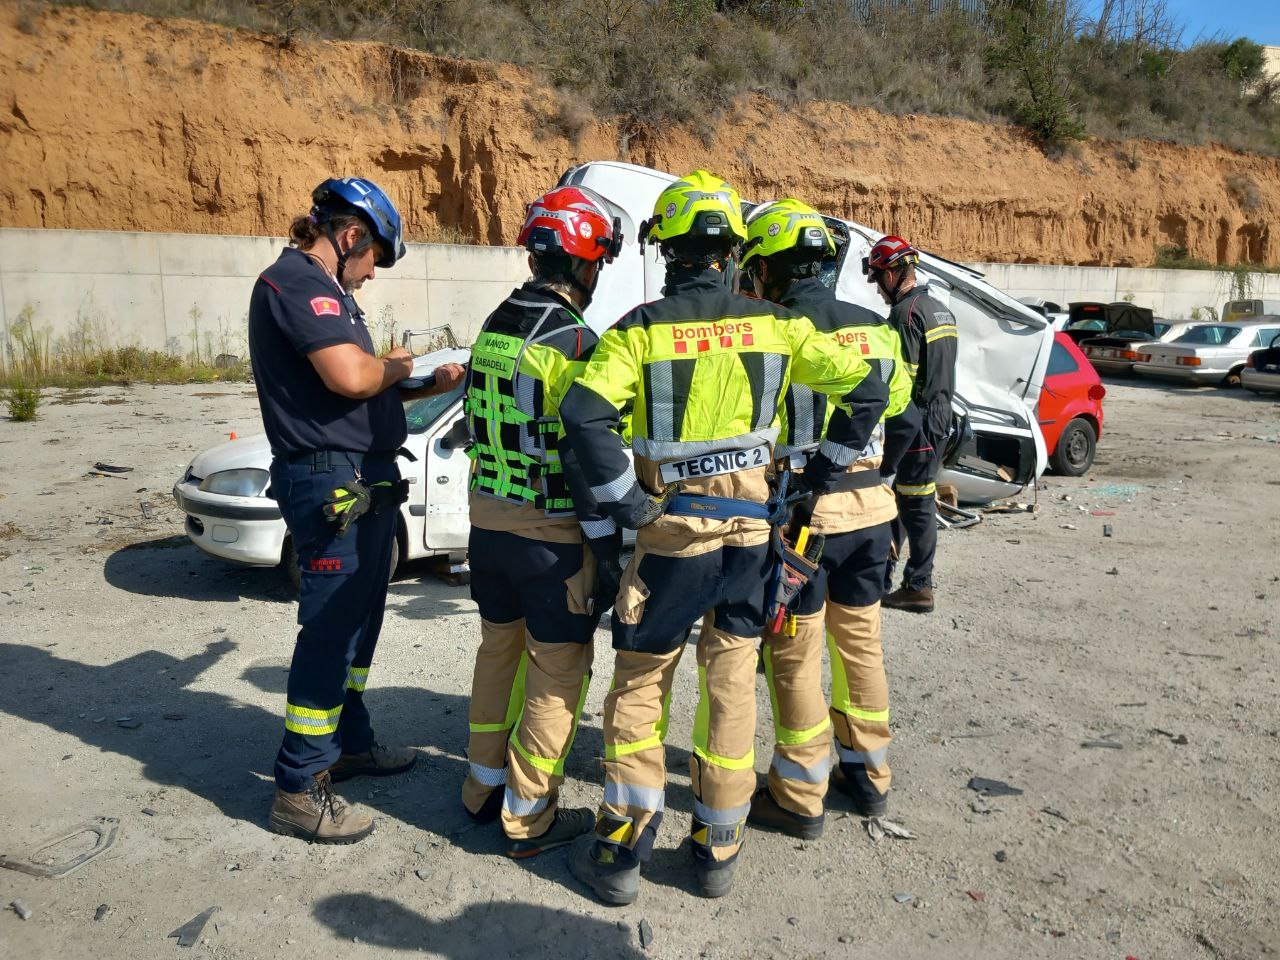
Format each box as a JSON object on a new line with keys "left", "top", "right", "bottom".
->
{"left": 311, "top": 177, "right": 406, "bottom": 269}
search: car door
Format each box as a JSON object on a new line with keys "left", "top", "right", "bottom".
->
{"left": 420, "top": 396, "right": 472, "bottom": 552}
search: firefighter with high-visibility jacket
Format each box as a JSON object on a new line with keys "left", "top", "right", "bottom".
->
{"left": 459, "top": 186, "right": 625, "bottom": 859}
{"left": 558, "top": 172, "right": 888, "bottom": 904}
{"left": 736, "top": 200, "right": 921, "bottom": 836}
{"left": 863, "top": 235, "right": 958, "bottom": 614}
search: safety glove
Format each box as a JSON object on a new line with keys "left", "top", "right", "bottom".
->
{"left": 322, "top": 480, "right": 371, "bottom": 537}
{"left": 797, "top": 451, "right": 838, "bottom": 495}
{"left": 586, "top": 529, "right": 625, "bottom": 623}
{"left": 627, "top": 484, "right": 676, "bottom": 529}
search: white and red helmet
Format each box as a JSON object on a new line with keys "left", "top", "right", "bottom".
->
{"left": 862, "top": 234, "right": 920, "bottom": 280}
{"left": 517, "top": 186, "right": 623, "bottom": 264}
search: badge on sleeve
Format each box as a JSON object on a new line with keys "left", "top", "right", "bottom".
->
{"left": 310, "top": 297, "right": 342, "bottom": 317}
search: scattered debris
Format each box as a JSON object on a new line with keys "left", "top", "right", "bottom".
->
{"left": 638, "top": 918, "right": 654, "bottom": 949}
{"left": 1005, "top": 539, "right": 1021, "bottom": 545}
{"left": 93, "top": 462, "right": 134, "bottom": 474}
{"left": 94, "top": 904, "right": 110, "bottom": 922}
{"left": 1103, "top": 524, "right": 1114, "bottom": 538}
{"left": 967, "top": 890, "right": 986, "bottom": 902}
{"left": 970, "top": 797, "right": 992, "bottom": 814}
{"left": 994, "top": 850, "right": 1007, "bottom": 863}
{"left": 413, "top": 842, "right": 428, "bottom": 856}
{"left": 1089, "top": 510, "right": 1115, "bottom": 517}
{"left": 141, "top": 807, "right": 159, "bottom": 817}
{"left": 414, "top": 868, "right": 430, "bottom": 881}
{"left": 984, "top": 502, "right": 1036, "bottom": 514}
{"left": 967, "top": 777, "right": 1023, "bottom": 797}
{"left": 1060, "top": 523, "right": 1078, "bottom": 530}
{"left": 1177, "top": 651, "right": 1225, "bottom": 660}
{"left": 116, "top": 718, "right": 143, "bottom": 729}
{"left": 1119, "top": 702, "right": 1147, "bottom": 707}
{"left": 10, "top": 900, "right": 32, "bottom": 920}
{"left": 1107, "top": 567, "right": 1120, "bottom": 575}
{"left": 838, "top": 934, "right": 853, "bottom": 943}
{"left": 1234, "top": 627, "right": 1269, "bottom": 638}
{"left": 892, "top": 893, "right": 914, "bottom": 904}
{"left": 1040, "top": 807, "right": 1070, "bottom": 822}
{"left": 865, "top": 817, "right": 915, "bottom": 841}
{"left": 1081, "top": 740, "right": 1123, "bottom": 749}
{"left": 1152, "top": 729, "right": 1189, "bottom": 745}
{"left": 787, "top": 916, "right": 800, "bottom": 926}
{"left": 140, "top": 501, "right": 154, "bottom": 520}
{"left": 168, "top": 906, "right": 217, "bottom": 947}
{"left": 0, "top": 816, "right": 120, "bottom": 879}
{"left": 163, "top": 713, "right": 185, "bottom": 721}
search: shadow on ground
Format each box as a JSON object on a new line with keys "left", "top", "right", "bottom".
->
{"left": 313, "top": 894, "right": 646, "bottom": 958}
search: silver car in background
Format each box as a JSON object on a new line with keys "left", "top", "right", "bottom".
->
{"left": 1133, "top": 318, "right": 1280, "bottom": 387}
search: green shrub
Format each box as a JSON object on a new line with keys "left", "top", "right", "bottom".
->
{"left": 6, "top": 384, "right": 40, "bottom": 421}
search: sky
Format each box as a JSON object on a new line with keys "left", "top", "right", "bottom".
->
{"left": 1080, "top": 0, "right": 1280, "bottom": 46}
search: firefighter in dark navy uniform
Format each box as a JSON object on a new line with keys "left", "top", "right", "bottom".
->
{"left": 863, "top": 235, "right": 958, "bottom": 614}
{"left": 248, "top": 177, "right": 464, "bottom": 843}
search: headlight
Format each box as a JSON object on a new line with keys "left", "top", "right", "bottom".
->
{"left": 199, "top": 468, "right": 270, "bottom": 497}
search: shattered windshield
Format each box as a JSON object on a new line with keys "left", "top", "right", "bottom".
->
{"left": 405, "top": 385, "right": 465, "bottom": 434}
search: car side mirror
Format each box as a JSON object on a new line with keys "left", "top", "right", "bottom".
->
{"left": 439, "top": 418, "right": 472, "bottom": 452}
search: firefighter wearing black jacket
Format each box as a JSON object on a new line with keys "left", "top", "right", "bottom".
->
{"left": 863, "top": 235, "right": 958, "bottom": 614}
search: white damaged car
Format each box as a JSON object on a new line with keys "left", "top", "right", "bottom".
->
{"left": 173, "top": 348, "right": 472, "bottom": 584}
{"left": 177, "top": 161, "right": 1055, "bottom": 578}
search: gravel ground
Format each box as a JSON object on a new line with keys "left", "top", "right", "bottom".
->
{"left": 0, "top": 380, "right": 1277, "bottom": 960}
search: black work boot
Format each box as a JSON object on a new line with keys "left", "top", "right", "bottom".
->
{"left": 507, "top": 807, "right": 594, "bottom": 860}
{"left": 690, "top": 817, "right": 745, "bottom": 899}
{"left": 748, "top": 786, "right": 825, "bottom": 840}
{"left": 569, "top": 833, "right": 641, "bottom": 906}
{"left": 465, "top": 786, "right": 504, "bottom": 825}
{"left": 882, "top": 584, "right": 934, "bottom": 613}
{"left": 831, "top": 763, "right": 889, "bottom": 817}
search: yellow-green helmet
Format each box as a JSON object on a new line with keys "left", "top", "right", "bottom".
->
{"left": 644, "top": 170, "right": 747, "bottom": 249}
{"left": 740, "top": 198, "right": 835, "bottom": 269}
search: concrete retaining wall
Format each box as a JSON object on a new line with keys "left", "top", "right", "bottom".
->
{"left": 972, "top": 262, "right": 1280, "bottom": 320}
{"left": 0, "top": 229, "right": 528, "bottom": 368}
{"left": 5, "top": 227, "right": 1280, "bottom": 369}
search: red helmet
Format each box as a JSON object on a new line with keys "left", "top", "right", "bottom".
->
{"left": 862, "top": 235, "right": 919, "bottom": 280}
{"left": 517, "top": 186, "right": 622, "bottom": 263}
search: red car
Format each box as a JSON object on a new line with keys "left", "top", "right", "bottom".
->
{"left": 1038, "top": 332, "right": 1106, "bottom": 476}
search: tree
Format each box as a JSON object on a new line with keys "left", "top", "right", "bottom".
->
{"left": 987, "top": 0, "right": 1086, "bottom": 148}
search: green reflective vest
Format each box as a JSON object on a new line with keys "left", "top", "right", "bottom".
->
{"left": 464, "top": 294, "right": 590, "bottom": 516}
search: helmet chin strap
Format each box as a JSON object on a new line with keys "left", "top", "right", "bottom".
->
{"left": 322, "top": 221, "right": 353, "bottom": 288}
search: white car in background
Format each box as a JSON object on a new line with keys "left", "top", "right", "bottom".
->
{"left": 174, "top": 348, "right": 473, "bottom": 583}
{"left": 1133, "top": 318, "right": 1280, "bottom": 387}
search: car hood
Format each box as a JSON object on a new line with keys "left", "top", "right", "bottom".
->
{"left": 187, "top": 433, "right": 272, "bottom": 479}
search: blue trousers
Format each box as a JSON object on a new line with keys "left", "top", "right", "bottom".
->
{"left": 270, "top": 453, "right": 399, "bottom": 793}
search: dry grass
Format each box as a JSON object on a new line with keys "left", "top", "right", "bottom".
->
{"left": 35, "top": 0, "right": 1280, "bottom": 154}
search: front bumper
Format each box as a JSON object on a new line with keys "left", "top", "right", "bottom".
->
{"left": 173, "top": 481, "right": 286, "bottom": 566}
{"left": 1132, "top": 362, "right": 1224, "bottom": 383}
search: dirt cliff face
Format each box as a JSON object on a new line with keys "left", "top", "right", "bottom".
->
{"left": 3, "top": 6, "right": 1277, "bottom": 267}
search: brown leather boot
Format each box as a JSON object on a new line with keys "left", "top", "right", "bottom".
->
{"left": 882, "top": 585, "right": 934, "bottom": 613}
{"left": 269, "top": 771, "right": 374, "bottom": 844}
{"left": 328, "top": 741, "right": 417, "bottom": 782}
